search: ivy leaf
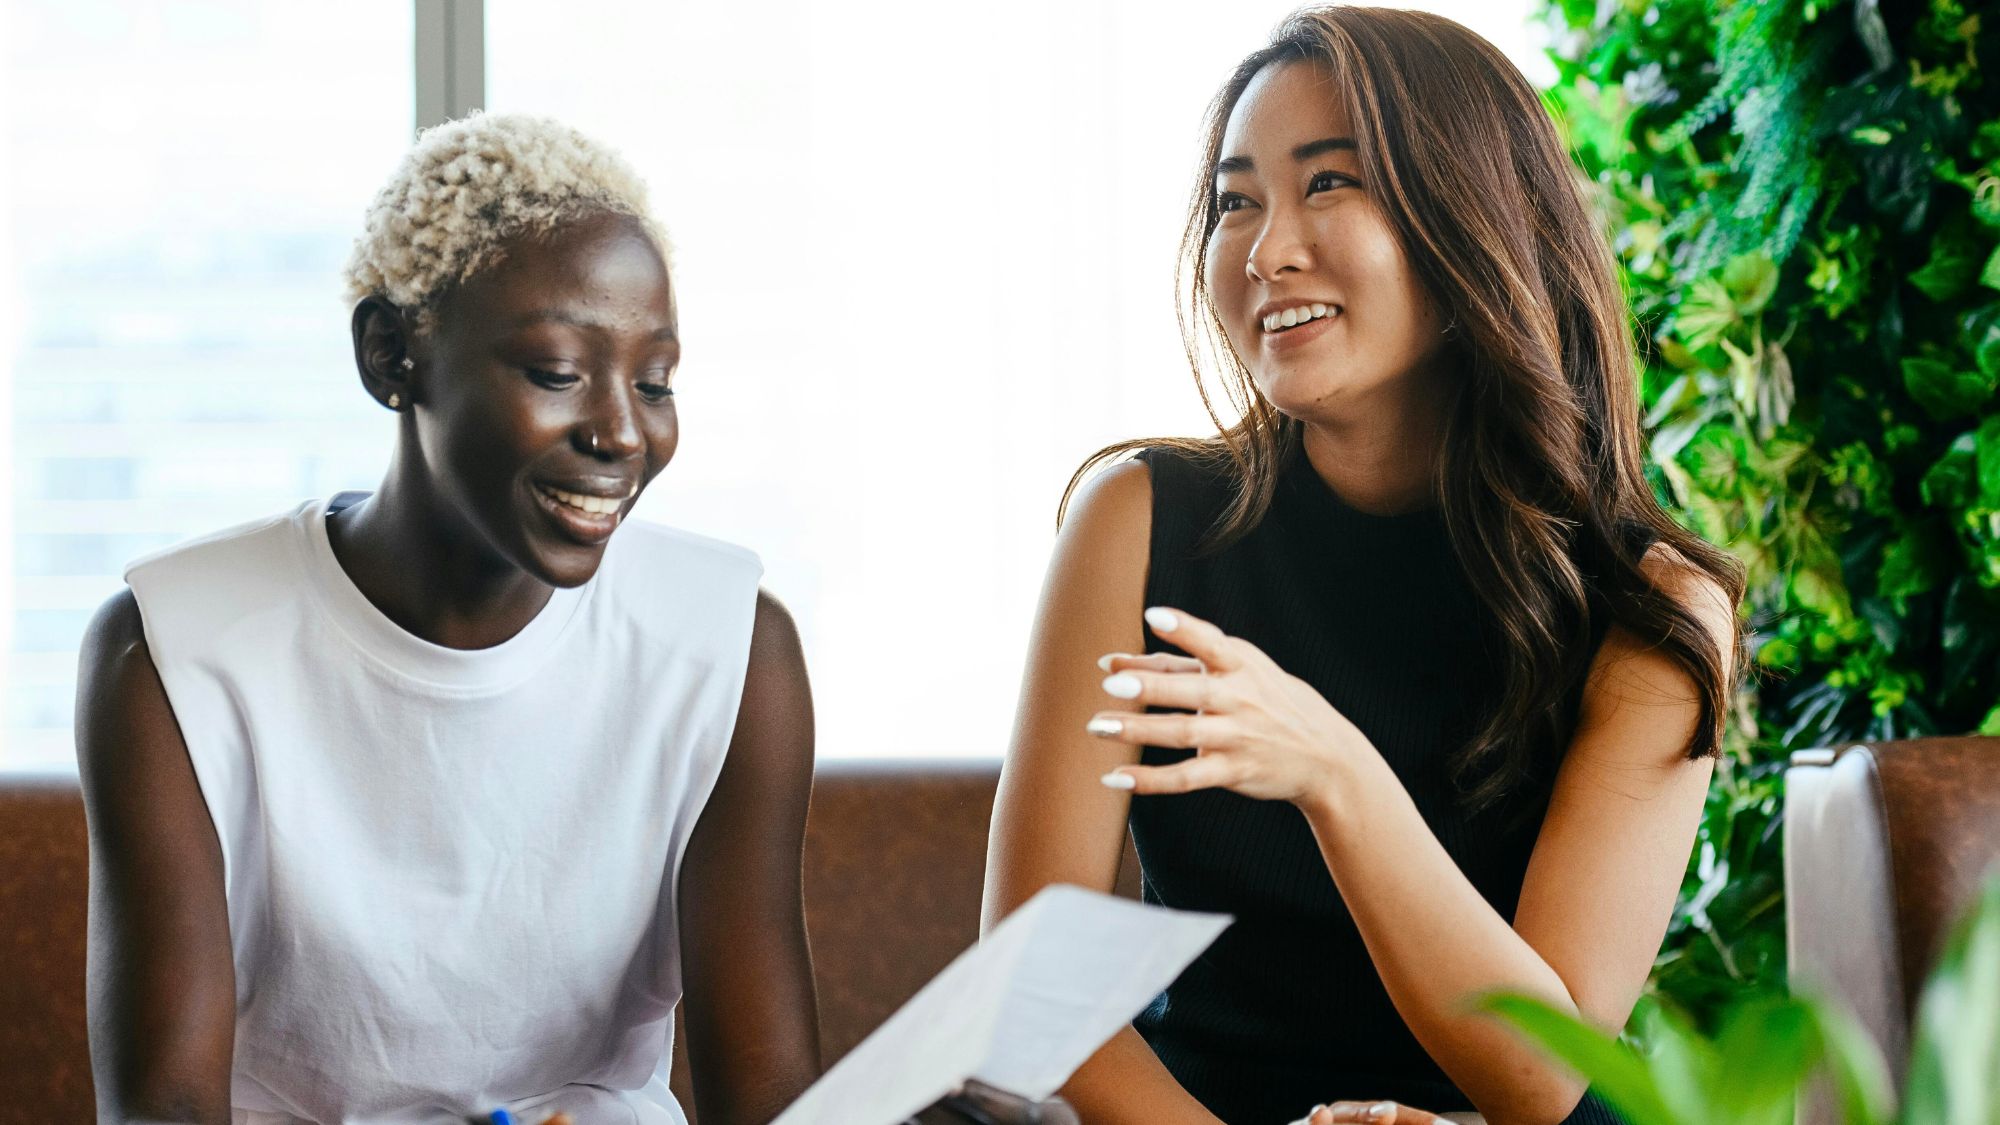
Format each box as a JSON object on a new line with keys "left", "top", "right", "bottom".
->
{"left": 1902, "top": 357, "right": 1998, "bottom": 419}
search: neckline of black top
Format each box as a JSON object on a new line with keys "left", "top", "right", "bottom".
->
{"left": 1279, "top": 440, "right": 1446, "bottom": 535}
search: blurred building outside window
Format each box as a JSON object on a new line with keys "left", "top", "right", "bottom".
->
{"left": 3, "top": 0, "right": 1549, "bottom": 770}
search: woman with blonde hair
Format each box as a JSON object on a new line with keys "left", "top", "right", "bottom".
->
{"left": 985, "top": 8, "right": 1742, "bottom": 1125}
{"left": 75, "top": 114, "right": 1065, "bottom": 1125}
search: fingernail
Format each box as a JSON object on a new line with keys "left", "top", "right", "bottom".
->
{"left": 1368, "top": 1102, "right": 1394, "bottom": 1120}
{"left": 1144, "top": 607, "right": 1180, "bottom": 633}
{"left": 1310, "top": 1107, "right": 1325, "bottom": 1116}
{"left": 1102, "top": 673, "right": 1142, "bottom": 699}
{"left": 1100, "top": 770, "right": 1136, "bottom": 790}
{"left": 1096, "top": 653, "right": 1120, "bottom": 672}
{"left": 1086, "top": 716, "right": 1124, "bottom": 737}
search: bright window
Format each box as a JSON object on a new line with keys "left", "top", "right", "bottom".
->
{"left": 5, "top": 0, "right": 1549, "bottom": 768}
{"left": 484, "top": 0, "right": 1551, "bottom": 760}
{"left": 3, "top": 1, "right": 411, "bottom": 768}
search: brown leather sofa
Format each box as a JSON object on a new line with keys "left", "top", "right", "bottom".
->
{"left": 1785, "top": 736, "right": 2000, "bottom": 1123}
{"left": 0, "top": 760, "right": 1139, "bottom": 1124}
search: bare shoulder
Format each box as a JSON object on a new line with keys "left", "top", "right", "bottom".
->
{"left": 748, "top": 586, "right": 805, "bottom": 667}
{"left": 1635, "top": 538, "right": 1739, "bottom": 655}
{"left": 80, "top": 586, "right": 147, "bottom": 671}
{"left": 1057, "top": 456, "right": 1153, "bottom": 557}
{"left": 1568, "top": 539, "right": 1739, "bottom": 769}
{"left": 75, "top": 588, "right": 176, "bottom": 782}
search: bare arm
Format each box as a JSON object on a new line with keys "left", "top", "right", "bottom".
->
{"left": 75, "top": 589, "right": 236, "bottom": 1124}
{"left": 981, "top": 460, "right": 1225, "bottom": 1125}
{"left": 678, "top": 589, "right": 823, "bottom": 1125}
{"left": 1296, "top": 547, "right": 1728, "bottom": 1125}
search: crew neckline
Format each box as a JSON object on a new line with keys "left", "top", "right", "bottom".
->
{"left": 1282, "top": 441, "right": 1444, "bottom": 530}
{"left": 294, "top": 492, "right": 590, "bottom": 692}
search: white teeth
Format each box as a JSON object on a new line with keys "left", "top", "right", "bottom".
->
{"left": 542, "top": 486, "right": 624, "bottom": 517}
{"left": 1261, "top": 304, "right": 1338, "bottom": 333}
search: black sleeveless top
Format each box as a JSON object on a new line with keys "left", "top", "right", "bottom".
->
{"left": 1129, "top": 444, "right": 1639, "bottom": 1125}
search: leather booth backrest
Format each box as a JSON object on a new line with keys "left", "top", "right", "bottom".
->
{"left": 0, "top": 762, "right": 1138, "bottom": 1123}
{"left": 1785, "top": 736, "right": 2000, "bottom": 1105}
{"left": 0, "top": 773, "right": 94, "bottom": 1122}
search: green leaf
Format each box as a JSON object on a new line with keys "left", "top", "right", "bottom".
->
{"left": 1878, "top": 526, "right": 1944, "bottom": 600}
{"left": 1982, "top": 245, "right": 2000, "bottom": 291}
{"left": 1903, "top": 875, "right": 2000, "bottom": 1125}
{"left": 1722, "top": 254, "right": 1778, "bottom": 315}
{"left": 1708, "top": 998, "right": 1820, "bottom": 1125}
{"left": 1978, "top": 703, "right": 2000, "bottom": 736}
{"left": 1923, "top": 432, "right": 1981, "bottom": 508}
{"left": 1979, "top": 415, "right": 2000, "bottom": 507}
{"left": 1909, "top": 218, "right": 1982, "bottom": 302}
{"left": 1804, "top": 996, "right": 1896, "bottom": 1125}
{"left": 1675, "top": 276, "right": 1741, "bottom": 350}
{"left": 1476, "top": 994, "right": 1681, "bottom": 1125}
{"left": 1903, "top": 357, "right": 1998, "bottom": 420}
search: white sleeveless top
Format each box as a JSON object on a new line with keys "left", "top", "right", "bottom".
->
{"left": 124, "top": 494, "right": 764, "bottom": 1125}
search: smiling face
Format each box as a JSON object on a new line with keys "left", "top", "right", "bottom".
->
{"left": 407, "top": 210, "right": 680, "bottom": 588}
{"left": 1205, "top": 59, "right": 1451, "bottom": 423}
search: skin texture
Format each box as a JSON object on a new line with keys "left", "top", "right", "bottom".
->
{"left": 984, "top": 61, "right": 1728, "bottom": 1125}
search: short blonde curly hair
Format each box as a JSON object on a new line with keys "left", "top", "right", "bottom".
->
{"left": 342, "top": 112, "right": 668, "bottom": 326}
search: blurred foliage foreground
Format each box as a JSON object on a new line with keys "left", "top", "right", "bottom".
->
{"left": 1538, "top": 0, "right": 2000, "bottom": 1026}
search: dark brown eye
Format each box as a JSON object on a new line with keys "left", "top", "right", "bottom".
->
{"left": 528, "top": 368, "right": 580, "bottom": 390}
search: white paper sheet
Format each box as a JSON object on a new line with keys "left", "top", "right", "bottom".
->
{"left": 770, "top": 884, "right": 1230, "bottom": 1125}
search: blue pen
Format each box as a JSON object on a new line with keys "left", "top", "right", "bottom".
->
{"left": 487, "top": 1111, "right": 515, "bottom": 1125}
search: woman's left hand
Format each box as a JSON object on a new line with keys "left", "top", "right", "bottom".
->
{"left": 1090, "top": 607, "right": 1370, "bottom": 806}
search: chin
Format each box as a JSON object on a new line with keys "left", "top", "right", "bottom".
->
{"left": 526, "top": 540, "right": 613, "bottom": 589}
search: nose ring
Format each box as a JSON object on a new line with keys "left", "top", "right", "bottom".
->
{"left": 587, "top": 431, "right": 601, "bottom": 452}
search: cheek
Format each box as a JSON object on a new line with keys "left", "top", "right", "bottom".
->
{"left": 1204, "top": 235, "right": 1253, "bottom": 336}
{"left": 425, "top": 379, "right": 556, "bottom": 496}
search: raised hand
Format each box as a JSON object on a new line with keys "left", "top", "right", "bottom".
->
{"left": 1090, "top": 606, "right": 1372, "bottom": 806}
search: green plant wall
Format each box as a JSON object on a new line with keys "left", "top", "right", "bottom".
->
{"left": 1538, "top": 0, "right": 2000, "bottom": 1026}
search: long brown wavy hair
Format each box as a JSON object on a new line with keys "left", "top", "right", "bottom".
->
{"left": 1063, "top": 5, "right": 1746, "bottom": 813}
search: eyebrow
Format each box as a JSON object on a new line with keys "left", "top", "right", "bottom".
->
{"left": 517, "top": 309, "right": 678, "bottom": 341}
{"left": 1215, "top": 136, "right": 1357, "bottom": 177}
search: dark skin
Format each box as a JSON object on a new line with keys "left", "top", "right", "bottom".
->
{"left": 76, "top": 211, "right": 1066, "bottom": 1125}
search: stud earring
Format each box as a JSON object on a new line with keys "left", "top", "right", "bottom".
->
{"left": 399, "top": 357, "right": 415, "bottom": 372}
{"left": 387, "top": 393, "right": 402, "bottom": 410}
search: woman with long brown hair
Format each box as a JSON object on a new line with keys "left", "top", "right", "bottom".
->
{"left": 983, "top": 8, "right": 1741, "bottom": 1125}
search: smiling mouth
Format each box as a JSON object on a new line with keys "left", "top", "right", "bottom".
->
{"left": 536, "top": 483, "right": 631, "bottom": 517}
{"left": 1261, "top": 303, "right": 1341, "bottom": 334}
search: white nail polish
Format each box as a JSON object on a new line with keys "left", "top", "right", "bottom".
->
{"left": 1100, "top": 771, "right": 1136, "bottom": 790}
{"left": 1096, "top": 653, "right": 1118, "bottom": 672}
{"left": 1144, "top": 607, "right": 1180, "bottom": 633}
{"left": 1086, "top": 717, "right": 1124, "bottom": 737}
{"left": 1102, "top": 673, "right": 1142, "bottom": 699}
